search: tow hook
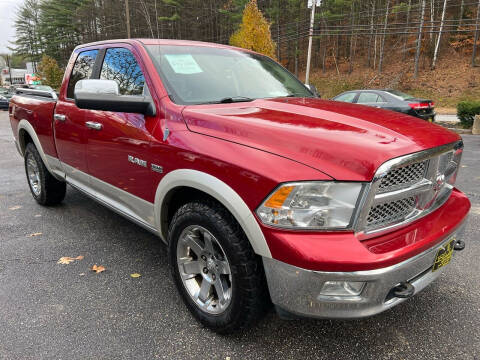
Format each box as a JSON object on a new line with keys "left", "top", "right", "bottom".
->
{"left": 454, "top": 240, "right": 465, "bottom": 251}
{"left": 392, "top": 282, "right": 415, "bottom": 299}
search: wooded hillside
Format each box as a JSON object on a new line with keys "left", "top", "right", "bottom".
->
{"left": 11, "top": 0, "right": 480, "bottom": 81}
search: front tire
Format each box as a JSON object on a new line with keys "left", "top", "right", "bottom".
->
{"left": 168, "top": 200, "right": 268, "bottom": 334}
{"left": 24, "top": 143, "right": 66, "bottom": 205}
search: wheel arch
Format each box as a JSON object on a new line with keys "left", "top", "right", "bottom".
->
{"left": 154, "top": 169, "right": 271, "bottom": 258}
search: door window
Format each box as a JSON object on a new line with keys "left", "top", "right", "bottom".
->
{"left": 335, "top": 92, "right": 357, "bottom": 103}
{"left": 67, "top": 49, "right": 99, "bottom": 99}
{"left": 357, "top": 92, "right": 380, "bottom": 103}
{"left": 100, "top": 48, "right": 145, "bottom": 96}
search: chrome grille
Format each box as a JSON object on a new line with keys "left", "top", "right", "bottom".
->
{"left": 378, "top": 161, "right": 427, "bottom": 193}
{"left": 357, "top": 142, "right": 463, "bottom": 236}
{"left": 367, "top": 197, "right": 416, "bottom": 229}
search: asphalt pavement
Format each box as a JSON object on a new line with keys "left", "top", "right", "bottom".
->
{"left": 1, "top": 110, "right": 479, "bottom": 360}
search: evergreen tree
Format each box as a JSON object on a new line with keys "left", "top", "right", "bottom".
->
{"left": 37, "top": 55, "right": 64, "bottom": 90}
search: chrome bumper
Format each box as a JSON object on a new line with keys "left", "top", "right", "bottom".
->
{"left": 263, "top": 221, "right": 466, "bottom": 319}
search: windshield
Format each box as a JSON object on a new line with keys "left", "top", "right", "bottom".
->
{"left": 386, "top": 90, "right": 414, "bottom": 100}
{"left": 146, "top": 45, "right": 313, "bottom": 105}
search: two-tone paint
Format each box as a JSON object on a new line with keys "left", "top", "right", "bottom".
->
{"left": 9, "top": 39, "right": 470, "bottom": 275}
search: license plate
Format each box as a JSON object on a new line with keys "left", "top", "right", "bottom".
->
{"left": 432, "top": 237, "right": 455, "bottom": 272}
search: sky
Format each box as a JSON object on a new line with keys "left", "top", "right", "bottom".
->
{"left": 0, "top": 0, "right": 25, "bottom": 53}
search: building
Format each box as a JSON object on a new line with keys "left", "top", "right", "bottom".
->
{"left": 1, "top": 68, "right": 28, "bottom": 86}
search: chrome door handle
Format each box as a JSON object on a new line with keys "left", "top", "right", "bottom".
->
{"left": 54, "top": 114, "right": 66, "bottom": 122}
{"left": 85, "top": 121, "right": 102, "bottom": 130}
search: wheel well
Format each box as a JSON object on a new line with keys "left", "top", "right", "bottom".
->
{"left": 161, "top": 186, "right": 229, "bottom": 240}
{"left": 18, "top": 129, "right": 33, "bottom": 155}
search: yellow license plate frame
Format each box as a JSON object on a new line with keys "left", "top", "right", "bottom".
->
{"left": 432, "top": 237, "right": 456, "bottom": 272}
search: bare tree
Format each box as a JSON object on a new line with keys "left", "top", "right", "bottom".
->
{"left": 415, "top": 0, "right": 426, "bottom": 78}
{"left": 403, "top": 0, "right": 412, "bottom": 61}
{"left": 473, "top": 0, "right": 480, "bottom": 67}
{"left": 378, "top": 0, "right": 390, "bottom": 73}
{"left": 458, "top": 0, "right": 465, "bottom": 28}
{"left": 367, "top": 0, "right": 376, "bottom": 67}
{"left": 432, "top": 0, "right": 447, "bottom": 69}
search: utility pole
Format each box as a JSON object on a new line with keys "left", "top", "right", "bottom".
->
{"left": 305, "top": 0, "right": 320, "bottom": 85}
{"left": 125, "top": 0, "right": 131, "bottom": 39}
{"left": 5, "top": 54, "right": 12, "bottom": 85}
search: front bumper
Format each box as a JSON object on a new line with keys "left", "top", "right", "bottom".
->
{"left": 263, "top": 219, "right": 466, "bottom": 319}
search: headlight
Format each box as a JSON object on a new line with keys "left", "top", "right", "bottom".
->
{"left": 256, "top": 182, "right": 364, "bottom": 229}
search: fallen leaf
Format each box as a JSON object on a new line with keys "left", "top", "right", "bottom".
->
{"left": 91, "top": 264, "right": 106, "bottom": 273}
{"left": 27, "top": 232, "right": 42, "bottom": 237}
{"left": 57, "top": 257, "right": 76, "bottom": 265}
{"left": 57, "top": 256, "right": 84, "bottom": 264}
{"left": 130, "top": 273, "right": 141, "bottom": 278}
{"left": 9, "top": 205, "right": 22, "bottom": 210}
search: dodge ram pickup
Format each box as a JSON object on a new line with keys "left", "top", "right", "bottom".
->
{"left": 9, "top": 39, "right": 470, "bottom": 334}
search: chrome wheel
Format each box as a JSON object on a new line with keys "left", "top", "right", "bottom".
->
{"left": 26, "top": 153, "right": 41, "bottom": 196}
{"left": 176, "top": 225, "right": 232, "bottom": 314}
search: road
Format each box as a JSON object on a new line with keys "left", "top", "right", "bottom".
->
{"left": 0, "top": 110, "right": 479, "bottom": 360}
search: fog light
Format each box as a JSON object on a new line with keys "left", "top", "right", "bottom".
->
{"left": 319, "top": 281, "right": 366, "bottom": 296}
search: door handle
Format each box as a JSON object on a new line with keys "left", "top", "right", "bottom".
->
{"left": 85, "top": 121, "right": 103, "bottom": 130}
{"left": 54, "top": 114, "right": 66, "bottom": 122}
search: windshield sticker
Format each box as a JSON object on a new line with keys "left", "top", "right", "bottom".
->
{"left": 164, "top": 54, "right": 203, "bottom": 74}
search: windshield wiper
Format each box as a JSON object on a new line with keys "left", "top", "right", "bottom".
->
{"left": 205, "top": 96, "right": 255, "bottom": 104}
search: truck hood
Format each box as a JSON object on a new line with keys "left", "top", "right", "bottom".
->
{"left": 182, "top": 98, "right": 460, "bottom": 181}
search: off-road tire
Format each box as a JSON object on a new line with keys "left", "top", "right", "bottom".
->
{"left": 24, "top": 143, "right": 66, "bottom": 205}
{"left": 168, "top": 200, "right": 268, "bottom": 334}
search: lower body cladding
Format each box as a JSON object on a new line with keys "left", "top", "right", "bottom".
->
{"left": 263, "top": 222, "right": 466, "bottom": 319}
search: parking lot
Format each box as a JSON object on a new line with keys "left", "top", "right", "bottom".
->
{"left": 0, "top": 110, "right": 479, "bottom": 360}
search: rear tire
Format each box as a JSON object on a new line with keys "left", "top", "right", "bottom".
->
{"left": 24, "top": 143, "right": 66, "bottom": 206}
{"left": 168, "top": 200, "right": 268, "bottom": 334}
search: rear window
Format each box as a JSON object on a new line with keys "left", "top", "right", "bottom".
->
{"left": 335, "top": 92, "right": 356, "bottom": 103}
{"left": 357, "top": 92, "right": 381, "bottom": 103}
{"left": 67, "top": 49, "right": 99, "bottom": 99}
{"left": 386, "top": 90, "right": 414, "bottom": 100}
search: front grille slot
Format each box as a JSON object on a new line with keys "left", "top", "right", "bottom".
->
{"left": 356, "top": 142, "right": 463, "bottom": 236}
{"left": 378, "top": 161, "right": 427, "bottom": 193}
{"left": 366, "top": 197, "right": 416, "bottom": 229}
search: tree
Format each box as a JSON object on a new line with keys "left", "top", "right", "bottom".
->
{"left": 414, "top": 0, "right": 426, "bottom": 78}
{"left": 229, "top": 0, "right": 276, "bottom": 59}
{"left": 473, "top": 0, "right": 480, "bottom": 67}
{"left": 37, "top": 55, "right": 63, "bottom": 90}
{"left": 378, "top": 0, "right": 390, "bottom": 73}
{"left": 432, "top": 0, "right": 447, "bottom": 69}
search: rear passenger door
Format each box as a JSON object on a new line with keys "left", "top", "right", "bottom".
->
{"left": 84, "top": 46, "right": 158, "bottom": 212}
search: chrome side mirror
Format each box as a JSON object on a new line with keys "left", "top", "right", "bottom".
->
{"left": 74, "top": 79, "right": 156, "bottom": 116}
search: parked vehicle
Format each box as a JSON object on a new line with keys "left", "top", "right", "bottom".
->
{"left": 0, "top": 87, "right": 10, "bottom": 109}
{"left": 333, "top": 89, "right": 436, "bottom": 122}
{"left": 8, "top": 39, "right": 470, "bottom": 333}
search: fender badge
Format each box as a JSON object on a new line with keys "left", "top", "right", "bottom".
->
{"left": 151, "top": 164, "right": 163, "bottom": 173}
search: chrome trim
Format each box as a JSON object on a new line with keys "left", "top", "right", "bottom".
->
{"left": 85, "top": 121, "right": 102, "bottom": 130}
{"left": 354, "top": 141, "right": 463, "bottom": 239}
{"left": 263, "top": 219, "right": 467, "bottom": 319}
{"left": 54, "top": 114, "right": 66, "bottom": 122}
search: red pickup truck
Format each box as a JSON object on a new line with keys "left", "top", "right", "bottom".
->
{"left": 9, "top": 39, "right": 470, "bottom": 334}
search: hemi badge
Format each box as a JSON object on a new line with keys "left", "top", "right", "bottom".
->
{"left": 151, "top": 164, "right": 163, "bottom": 173}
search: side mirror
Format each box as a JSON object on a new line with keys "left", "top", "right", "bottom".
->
{"left": 74, "top": 79, "right": 156, "bottom": 116}
{"left": 305, "top": 83, "right": 320, "bottom": 98}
